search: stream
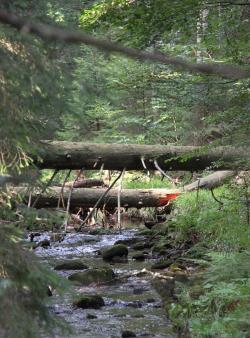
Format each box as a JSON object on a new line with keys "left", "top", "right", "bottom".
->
{"left": 33, "top": 226, "right": 176, "bottom": 338}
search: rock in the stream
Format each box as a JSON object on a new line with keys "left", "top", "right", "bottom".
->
{"left": 115, "top": 238, "right": 139, "bottom": 246}
{"left": 68, "top": 267, "right": 115, "bottom": 285}
{"left": 86, "top": 313, "right": 98, "bottom": 319}
{"left": 54, "top": 260, "right": 88, "bottom": 271}
{"left": 37, "top": 239, "right": 50, "bottom": 248}
{"left": 132, "top": 241, "right": 152, "bottom": 251}
{"left": 144, "top": 220, "right": 156, "bottom": 229}
{"left": 132, "top": 253, "right": 148, "bottom": 261}
{"left": 151, "top": 259, "right": 174, "bottom": 270}
{"left": 102, "top": 244, "right": 128, "bottom": 261}
{"left": 74, "top": 295, "right": 105, "bottom": 309}
{"left": 122, "top": 330, "right": 136, "bottom": 337}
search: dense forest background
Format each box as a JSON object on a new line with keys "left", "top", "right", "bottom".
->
{"left": 0, "top": 1, "right": 249, "bottom": 338}
{"left": 1, "top": 0, "right": 249, "bottom": 171}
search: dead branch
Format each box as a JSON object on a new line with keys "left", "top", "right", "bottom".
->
{"left": 0, "top": 10, "right": 249, "bottom": 79}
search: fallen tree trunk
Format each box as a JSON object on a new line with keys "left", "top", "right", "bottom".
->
{"left": 183, "top": 170, "right": 236, "bottom": 191}
{"left": 14, "top": 171, "right": 235, "bottom": 209}
{"left": 15, "top": 187, "right": 180, "bottom": 209}
{"left": 34, "top": 141, "right": 248, "bottom": 171}
{"left": 64, "top": 179, "right": 104, "bottom": 188}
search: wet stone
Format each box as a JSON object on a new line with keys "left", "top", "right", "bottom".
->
{"left": 74, "top": 295, "right": 105, "bottom": 309}
{"left": 126, "top": 301, "right": 143, "bottom": 308}
{"left": 68, "top": 267, "right": 115, "bottom": 286}
{"left": 151, "top": 259, "right": 174, "bottom": 270}
{"left": 122, "top": 330, "right": 136, "bottom": 337}
{"left": 132, "top": 242, "right": 152, "bottom": 251}
{"left": 102, "top": 244, "right": 128, "bottom": 261}
{"left": 37, "top": 239, "right": 50, "bottom": 248}
{"left": 86, "top": 313, "right": 98, "bottom": 319}
{"left": 115, "top": 238, "right": 139, "bottom": 246}
{"left": 54, "top": 260, "right": 88, "bottom": 270}
{"left": 132, "top": 253, "right": 148, "bottom": 261}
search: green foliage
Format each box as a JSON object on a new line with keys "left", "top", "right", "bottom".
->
{"left": 170, "top": 252, "right": 250, "bottom": 338}
{"left": 0, "top": 224, "right": 69, "bottom": 338}
{"left": 123, "top": 174, "right": 172, "bottom": 189}
{"left": 76, "top": 0, "right": 250, "bottom": 147}
{"left": 173, "top": 186, "right": 250, "bottom": 251}
{"left": 80, "top": 0, "right": 200, "bottom": 48}
{"left": 167, "top": 184, "right": 250, "bottom": 337}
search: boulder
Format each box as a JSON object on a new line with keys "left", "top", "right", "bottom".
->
{"left": 102, "top": 244, "right": 128, "bottom": 261}
{"left": 68, "top": 267, "right": 115, "bottom": 285}
{"left": 54, "top": 260, "right": 88, "bottom": 271}
{"left": 74, "top": 295, "right": 105, "bottom": 309}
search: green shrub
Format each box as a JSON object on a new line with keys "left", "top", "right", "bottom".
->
{"left": 173, "top": 185, "right": 249, "bottom": 251}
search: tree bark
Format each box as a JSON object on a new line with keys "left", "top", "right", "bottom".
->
{"left": 183, "top": 170, "right": 235, "bottom": 191}
{"left": 34, "top": 141, "right": 248, "bottom": 171}
{"left": 15, "top": 187, "right": 181, "bottom": 209}
{"left": 64, "top": 179, "right": 104, "bottom": 188}
{"left": 14, "top": 171, "right": 236, "bottom": 209}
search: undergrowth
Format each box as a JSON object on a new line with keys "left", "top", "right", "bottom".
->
{"left": 168, "top": 184, "right": 250, "bottom": 338}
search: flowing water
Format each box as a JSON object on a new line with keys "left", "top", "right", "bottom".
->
{"left": 33, "top": 227, "right": 176, "bottom": 338}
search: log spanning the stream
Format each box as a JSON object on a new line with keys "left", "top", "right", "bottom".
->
{"left": 34, "top": 141, "right": 248, "bottom": 171}
{"left": 14, "top": 171, "right": 235, "bottom": 209}
{"left": 16, "top": 187, "right": 181, "bottom": 209}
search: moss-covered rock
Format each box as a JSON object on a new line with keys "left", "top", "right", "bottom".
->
{"left": 114, "top": 238, "right": 139, "bottom": 246}
{"left": 132, "top": 241, "right": 152, "bottom": 251}
{"left": 102, "top": 244, "right": 128, "bottom": 261}
{"left": 54, "top": 260, "right": 88, "bottom": 271}
{"left": 74, "top": 295, "right": 105, "bottom": 309}
{"left": 68, "top": 267, "right": 115, "bottom": 285}
{"left": 151, "top": 259, "right": 174, "bottom": 270}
